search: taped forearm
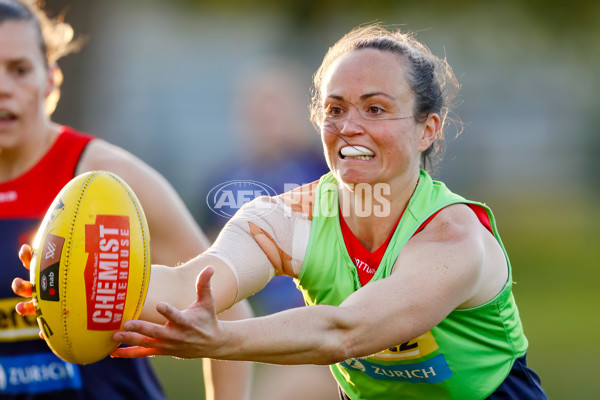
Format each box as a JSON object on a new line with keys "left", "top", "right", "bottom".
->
{"left": 204, "top": 196, "right": 310, "bottom": 304}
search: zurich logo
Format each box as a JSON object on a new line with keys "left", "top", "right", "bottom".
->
{"left": 206, "top": 180, "right": 277, "bottom": 218}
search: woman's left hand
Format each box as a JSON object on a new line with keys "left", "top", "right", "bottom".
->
{"left": 111, "top": 265, "right": 223, "bottom": 359}
{"left": 12, "top": 244, "right": 37, "bottom": 317}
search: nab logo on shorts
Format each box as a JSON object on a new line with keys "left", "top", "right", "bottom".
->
{"left": 206, "top": 180, "right": 276, "bottom": 218}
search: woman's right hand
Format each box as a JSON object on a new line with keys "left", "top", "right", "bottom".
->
{"left": 11, "top": 244, "right": 37, "bottom": 316}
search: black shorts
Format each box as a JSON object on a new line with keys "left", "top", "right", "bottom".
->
{"left": 337, "top": 354, "right": 548, "bottom": 399}
{"left": 487, "top": 354, "right": 548, "bottom": 399}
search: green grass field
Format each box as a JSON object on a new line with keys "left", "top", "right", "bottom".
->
{"left": 492, "top": 193, "right": 600, "bottom": 400}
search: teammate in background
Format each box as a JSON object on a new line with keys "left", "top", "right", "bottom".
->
{"left": 0, "top": 1, "right": 252, "bottom": 399}
{"left": 201, "top": 58, "right": 335, "bottom": 400}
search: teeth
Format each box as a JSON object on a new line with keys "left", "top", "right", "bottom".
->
{"left": 342, "top": 154, "right": 374, "bottom": 161}
{"left": 340, "top": 146, "right": 374, "bottom": 157}
{"left": 347, "top": 155, "right": 372, "bottom": 160}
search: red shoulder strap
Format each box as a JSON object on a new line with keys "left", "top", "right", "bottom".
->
{"left": 414, "top": 204, "right": 492, "bottom": 235}
{"left": 0, "top": 126, "right": 94, "bottom": 218}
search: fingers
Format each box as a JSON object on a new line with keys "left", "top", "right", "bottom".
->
{"left": 196, "top": 265, "right": 215, "bottom": 290}
{"left": 156, "top": 302, "right": 188, "bottom": 326}
{"left": 111, "top": 345, "right": 162, "bottom": 358}
{"left": 110, "top": 271, "right": 222, "bottom": 361}
{"left": 117, "top": 319, "right": 175, "bottom": 342}
{"left": 195, "top": 265, "right": 215, "bottom": 306}
{"left": 19, "top": 244, "right": 32, "bottom": 270}
{"left": 14, "top": 246, "right": 35, "bottom": 317}
{"left": 15, "top": 301, "right": 36, "bottom": 316}
{"left": 113, "top": 328, "right": 161, "bottom": 345}
{"left": 116, "top": 303, "right": 191, "bottom": 344}
{"left": 112, "top": 327, "right": 169, "bottom": 358}
{"left": 12, "top": 277, "right": 33, "bottom": 298}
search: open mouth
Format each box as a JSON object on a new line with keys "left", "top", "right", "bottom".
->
{"left": 339, "top": 145, "right": 375, "bottom": 160}
{"left": 0, "top": 110, "right": 17, "bottom": 122}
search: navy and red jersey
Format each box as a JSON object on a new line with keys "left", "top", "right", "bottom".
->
{"left": 0, "top": 127, "right": 165, "bottom": 399}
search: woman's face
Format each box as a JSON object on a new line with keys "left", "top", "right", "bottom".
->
{"left": 320, "top": 48, "right": 436, "bottom": 188}
{"left": 0, "top": 20, "right": 53, "bottom": 150}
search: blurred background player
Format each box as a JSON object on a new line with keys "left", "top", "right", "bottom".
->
{"left": 199, "top": 57, "right": 336, "bottom": 400}
{"left": 0, "top": 0, "right": 252, "bottom": 399}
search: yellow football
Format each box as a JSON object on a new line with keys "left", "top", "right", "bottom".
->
{"left": 29, "top": 171, "right": 151, "bottom": 365}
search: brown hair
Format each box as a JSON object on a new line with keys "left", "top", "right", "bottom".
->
{"left": 310, "top": 24, "right": 462, "bottom": 172}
